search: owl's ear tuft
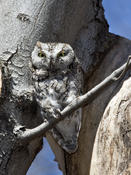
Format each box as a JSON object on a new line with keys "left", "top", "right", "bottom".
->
{"left": 36, "top": 41, "right": 42, "bottom": 49}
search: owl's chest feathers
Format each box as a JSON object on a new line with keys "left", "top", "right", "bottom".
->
{"left": 34, "top": 68, "right": 71, "bottom": 80}
{"left": 35, "top": 72, "right": 77, "bottom": 109}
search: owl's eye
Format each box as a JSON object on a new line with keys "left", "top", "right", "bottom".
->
{"left": 38, "top": 51, "right": 46, "bottom": 58}
{"left": 57, "top": 50, "right": 67, "bottom": 58}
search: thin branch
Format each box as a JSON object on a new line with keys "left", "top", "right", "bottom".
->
{"left": 112, "top": 55, "right": 131, "bottom": 80}
{"left": 18, "top": 56, "right": 131, "bottom": 144}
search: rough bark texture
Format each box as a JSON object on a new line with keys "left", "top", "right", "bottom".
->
{"left": 90, "top": 77, "right": 131, "bottom": 175}
{"left": 0, "top": 0, "right": 131, "bottom": 175}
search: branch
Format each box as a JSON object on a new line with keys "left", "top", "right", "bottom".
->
{"left": 17, "top": 56, "right": 131, "bottom": 143}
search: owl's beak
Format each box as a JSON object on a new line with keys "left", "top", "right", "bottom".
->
{"left": 49, "top": 57, "right": 53, "bottom": 69}
{"left": 49, "top": 57, "right": 56, "bottom": 72}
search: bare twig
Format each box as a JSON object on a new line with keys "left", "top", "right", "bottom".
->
{"left": 18, "top": 56, "right": 131, "bottom": 143}
{"left": 113, "top": 55, "right": 131, "bottom": 80}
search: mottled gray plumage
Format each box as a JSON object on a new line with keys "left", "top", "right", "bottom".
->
{"left": 31, "top": 42, "right": 83, "bottom": 153}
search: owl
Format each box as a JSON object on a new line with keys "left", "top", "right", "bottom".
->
{"left": 31, "top": 41, "right": 83, "bottom": 153}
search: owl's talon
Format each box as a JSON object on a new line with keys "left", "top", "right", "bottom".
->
{"left": 52, "top": 109, "right": 61, "bottom": 119}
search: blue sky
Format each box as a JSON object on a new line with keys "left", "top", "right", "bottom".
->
{"left": 27, "top": 1, "right": 131, "bottom": 175}
{"left": 103, "top": 0, "right": 131, "bottom": 40}
{"left": 27, "top": 138, "right": 62, "bottom": 175}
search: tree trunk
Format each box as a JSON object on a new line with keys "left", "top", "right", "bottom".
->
{"left": 0, "top": 0, "right": 130, "bottom": 175}
{"left": 90, "top": 77, "right": 131, "bottom": 175}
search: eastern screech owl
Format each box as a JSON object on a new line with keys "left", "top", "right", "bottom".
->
{"left": 31, "top": 41, "right": 83, "bottom": 153}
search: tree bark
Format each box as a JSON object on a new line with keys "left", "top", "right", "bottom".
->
{"left": 90, "top": 77, "right": 131, "bottom": 175}
{"left": 0, "top": 0, "right": 130, "bottom": 175}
